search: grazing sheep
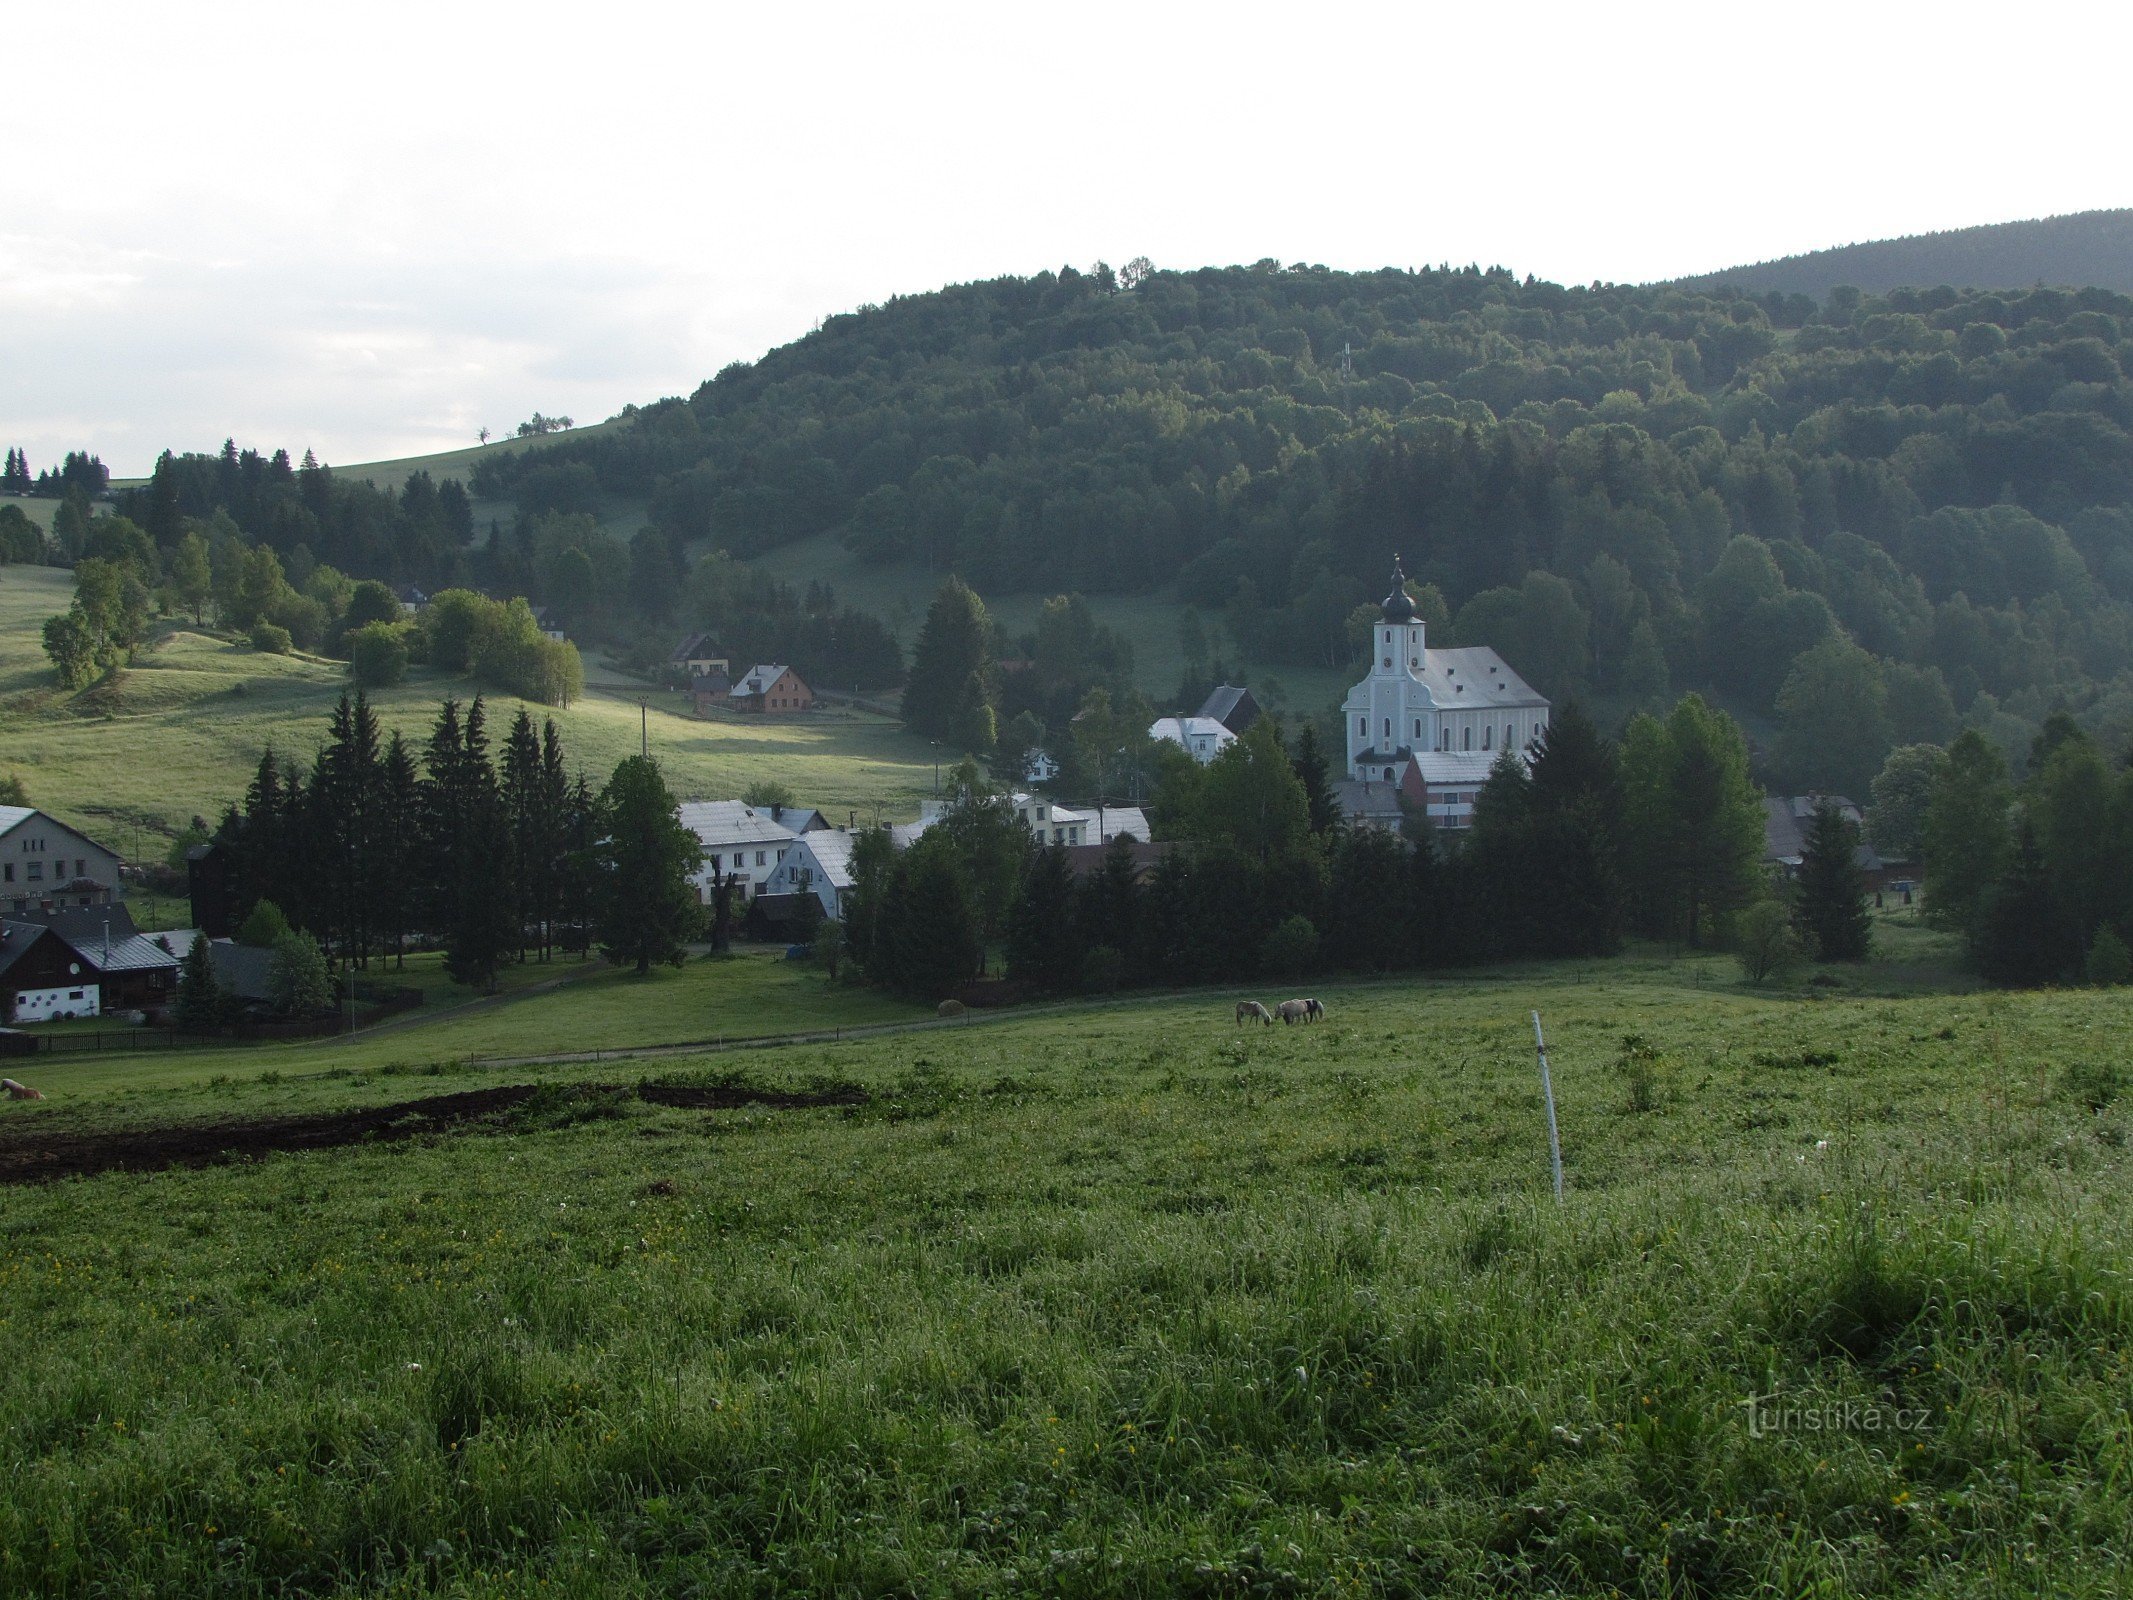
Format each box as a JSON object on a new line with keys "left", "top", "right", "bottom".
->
{"left": 1304, "top": 998, "right": 1325, "bottom": 1022}
{"left": 2, "top": 1078, "right": 45, "bottom": 1101}
{"left": 1235, "top": 1000, "right": 1273, "bottom": 1026}
{"left": 1276, "top": 999, "right": 1310, "bottom": 1024}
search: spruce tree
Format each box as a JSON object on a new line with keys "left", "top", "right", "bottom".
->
{"left": 592, "top": 755, "right": 704, "bottom": 975}
{"left": 1794, "top": 800, "right": 1872, "bottom": 960}
{"left": 902, "top": 577, "right": 994, "bottom": 743}
{"left": 500, "top": 709, "right": 543, "bottom": 962}
{"left": 175, "top": 936, "right": 223, "bottom": 1032}
{"left": 1976, "top": 820, "right": 2073, "bottom": 987}
{"left": 887, "top": 843, "right": 984, "bottom": 1001}
{"left": 1290, "top": 723, "right": 1340, "bottom": 836}
{"left": 372, "top": 733, "right": 420, "bottom": 967}
{"left": 1006, "top": 844, "right": 1078, "bottom": 990}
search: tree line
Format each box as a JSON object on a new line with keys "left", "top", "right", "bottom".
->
{"left": 829, "top": 694, "right": 1889, "bottom": 1004}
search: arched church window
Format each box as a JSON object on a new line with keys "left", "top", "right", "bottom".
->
{"left": 1383, "top": 657, "right": 1392, "bottom": 669}
{"left": 1463, "top": 726, "right": 1471, "bottom": 750}
{"left": 1483, "top": 726, "right": 1492, "bottom": 751}
{"left": 1414, "top": 719, "right": 1422, "bottom": 739}
{"left": 1382, "top": 718, "right": 1391, "bottom": 739}
{"left": 1506, "top": 725, "right": 1514, "bottom": 749}
{"left": 1357, "top": 717, "right": 1366, "bottom": 737}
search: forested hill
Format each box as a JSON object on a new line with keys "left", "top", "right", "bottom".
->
{"left": 467, "top": 255, "right": 2133, "bottom": 794}
{"left": 1675, "top": 210, "right": 2133, "bottom": 298}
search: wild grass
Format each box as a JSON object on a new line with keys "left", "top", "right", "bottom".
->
{"left": 0, "top": 968, "right": 2127, "bottom": 1595}
{"left": 0, "top": 570, "right": 938, "bottom": 842}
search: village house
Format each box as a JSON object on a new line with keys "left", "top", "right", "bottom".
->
{"left": 728, "top": 664, "right": 815, "bottom": 714}
{"left": 759, "top": 829, "right": 860, "bottom": 922}
{"left": 2, "top": 806, "right": 125, "bottom": 917}
{"left": 1763, "top": 795, "right": 1911, "bottom": 899}
{"left": 670, "top": 632, "right": 732, "bottom": 681}
{"left": 1335, "top": 557, "right": 1550, "bottom": 831}
{"left": 1147, "top": 716, "right": 1235, "bottom": 765}
{"left": 0, "top": 905, "right": 181, "bottom": 1022}
{"left": 677, "top": 801, "right": 801, "bottom": 906}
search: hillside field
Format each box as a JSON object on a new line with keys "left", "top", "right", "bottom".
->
{"left": 0, "top": 566, "right": 940, "bottom": 845}
{"left": 0, "top": 957, "right": 2126, "bottom": 1596}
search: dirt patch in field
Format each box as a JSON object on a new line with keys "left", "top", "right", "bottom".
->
{"left": 0, "top": 1080, "right": 869, "bottom": 1186}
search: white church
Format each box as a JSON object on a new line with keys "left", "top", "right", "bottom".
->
{"left": 1337, "top": 557, "right": 1550, "bottom": 831}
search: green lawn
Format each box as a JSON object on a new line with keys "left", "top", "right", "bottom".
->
{"left": 0, "top": 959, "right": 2125, "bottom": 1595}
{"left": 0, "top": 568, "right": 939, "bottom": 846}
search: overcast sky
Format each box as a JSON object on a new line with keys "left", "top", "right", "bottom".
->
{"left": 5, "top": 1, "right": 2128, "bottom": 478}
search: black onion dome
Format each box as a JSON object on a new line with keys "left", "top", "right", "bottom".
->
{"left": 1380, "top": 556, "right": 1416, "bottom": 623}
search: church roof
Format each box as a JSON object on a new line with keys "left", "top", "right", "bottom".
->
{"left": 1347, "top": 646, "right": 1546, "bottom": 711}
{"left": 1380, "top": 556, "right": 1417, "bottom": 623}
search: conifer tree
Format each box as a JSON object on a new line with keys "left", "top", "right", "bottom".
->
{"left": 592, "top": 755, "right": 703, "bottom": 974}
{"left": 1290, "top": 722, "right": 1340, "bottom": 835}
{"left": 886, "top": 842, "right": 984, "bottom": 1000}
{"left": 500, "top": 709, "right": 543, "bottom": 962}
{"left": 1006, "top": 843, "right": 1078, "bottom": 990}
{"left": 1922, "top": 730, "right": 2012, "bottom": 948}
{"left": 372, "top": 732, "right": 420, "bottom": 966}
{"left": 902, "top": 577, "right": 994, "bottom": 744}
{"left": 1794, "top": 800, "right": 1872, "bottom": 960}
{"left": 175, "top": 935, "right": 223, "bottom": 1032}
{"left": 1976, "top": 819, "right": 2072, "bottom": 987}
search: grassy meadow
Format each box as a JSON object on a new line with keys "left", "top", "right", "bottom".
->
{"left": 0, "top": 566, "right": 938, "bottom": 845}
{"left": 0, "top": 954, "right": 2127, "bottom": 1596}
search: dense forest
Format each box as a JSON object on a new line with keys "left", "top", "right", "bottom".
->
{"left": 1676, "top": 209, "right": 2133, "bottom": 299}
{"left": 458, "top": 255, "right": 2133, "bottom": 791}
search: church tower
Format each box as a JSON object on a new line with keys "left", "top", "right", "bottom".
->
{"left": 1347, "top": 555, "right": 1433, "bottom": 778}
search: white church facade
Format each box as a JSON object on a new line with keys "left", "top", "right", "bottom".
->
{"left": 1336, "top": 558, "right": 1550, "bottom": 830}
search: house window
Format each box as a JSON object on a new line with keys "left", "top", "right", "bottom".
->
{"left": 2, "top": 864, "right": 10, "bottom": 882}
{"left": 25, "top": 862, "right": 41, "bottom": 882}
{"left": 756, "top": 851, "right": 767, "bottom": 866}
{"left": 733, "top": 852, "right": 744, "bottom": 868}
{"left": 76, "top": 860, "right": 86, "bottom": 879}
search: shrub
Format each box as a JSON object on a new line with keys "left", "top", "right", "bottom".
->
{"left": 267, "top": 931, "right": 334, "bottom": 1017}
{"left": 237, "top": 899, "right": 291, "bottom": 948}
{"left": 348, "top": 621, "right": 410, "bottom": 688}
{"left": 2085, "top": 926, "right": 2131, "bottom": 987}
{"left": 1613, "top": 1033, "right": 1674, "bottom": 1113}
{"left": 249, "top": 620, "right": 292, "bottom": 654}
{"left": 1736, "top": 898, "right": 1802, "bottom": 984}
{"left": 1261, "top": 914, "right": 1319, "bottom": 976}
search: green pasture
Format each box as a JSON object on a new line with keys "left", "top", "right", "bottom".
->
{"left": 18, "top": 946, "right": 932, "bottom": 1098}
{"left": 0, "top": 961, "right": 2126, "bottom": 1595}
{"left": 0, "top": 568, "right": 938, "bottom": 844}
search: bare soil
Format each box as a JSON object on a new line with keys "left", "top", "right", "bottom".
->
{"left": 0, "top": 1080, "right": 868, "bottom": 1185}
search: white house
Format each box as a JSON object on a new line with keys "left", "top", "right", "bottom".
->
{"left": 1022, "top": 748, "right": 1060, "bottom": 785}
{"left": 2, "top": 806, "right": 125, "bottom": 916}
{"left": 1148, "top": 716, "right": 1235, "bottom": 764}
{"left": 1339, "top": 556, "right": 1549, "bottom": 828}
{"left": 677, "top": 801, "right": 799, "bottom": 905}
{"left": 760, "top": 829, "right": 859, "bottom": 920}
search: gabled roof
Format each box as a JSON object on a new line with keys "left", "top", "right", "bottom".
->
{"left": 1148, "top": 716, "right": 1236, "bottom": 751}
{"left": 733, "top": 664, "right": 795, "bottom": 696}
{"left": 677, "top": 801, "right": 801, "bottom": 851}
{"left": 10, "top": 903, "right": 139, "bottom": 946}
{"left": 1343, "top": 647, "right": 1547, "bottom": 711}
{"left": 0, "top": 807, "right": 122, "bottom": 861}
{"left": 1093, "top": 805, "right": 1151, "bottom": 843}
{"left": 782, "top": 830, "right": 858, "bottom": 889}
{"left": 1196, "top": 684, "right": 1257, "bottom": 728}
{"left": 0, "top": 921, "right": 63, "bottom": 984}
{"left": 84, "top": 932, "right": 182, "bottom": 974}
{"left": 1763, "top": 796, "right": 1881, "bottom": 871}
{"left": 671, "top": 631, "right": 722, "bottom": 662}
